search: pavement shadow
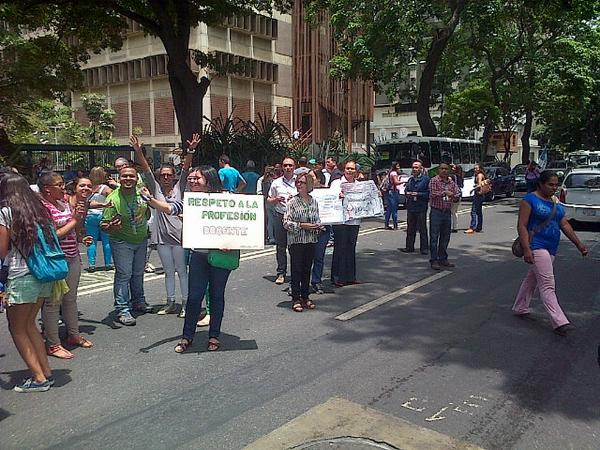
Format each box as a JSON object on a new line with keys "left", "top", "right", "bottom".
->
{"left": 79, "top": 312, "right": 122, "bottom": 330}
{"left": 139, "top": 332, "right": 258, "bottom": 354}
{"left": 0, "top": 368, "right": 73, "bottom": 390}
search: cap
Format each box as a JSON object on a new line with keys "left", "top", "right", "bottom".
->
{"left": 308, "top": 158, "right": 317, "bottom": 165}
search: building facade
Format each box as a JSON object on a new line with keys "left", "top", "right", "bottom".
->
{"left": 72, "top": 13, "right": 293, "bottom": 148}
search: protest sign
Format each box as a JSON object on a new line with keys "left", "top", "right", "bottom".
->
{"left": 182, "top": 192, "right": 264, "bottom": 250}
{"left": 341, "top": 180, "right": 384, "bottom": 220}
{"left": 311, "top": 188, "right": 345, "bottom": 225}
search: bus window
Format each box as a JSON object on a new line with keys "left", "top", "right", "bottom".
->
{"left": 417, "top": 142, "right": 431, "bottom": 167}
{"left": 458, "top": 142, "right": 469, "bottom": 164}
{"left": 429, "top": 141, "right": 440, "bottom": 166}
{"left": 440, "top": 141, "right": 452, "bottom": 165}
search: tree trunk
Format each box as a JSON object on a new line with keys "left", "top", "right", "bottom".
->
{"left": 481, "top": 116, "right": 494, "bottom": 161}
{"left": 416, "top": 0, "right": 467, "bottom": 137}
{"left": 521, "top": 108, "right": 532, "bottom": 164}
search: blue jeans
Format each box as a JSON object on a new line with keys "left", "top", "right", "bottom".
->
{"left": 384, "top": 191, "right": 401, "bottom": 227}
{"left": 183, "top": 251, "right": 231, "bottom": 341}
{"left": 429, "top": 208, "right": 452, "bottom": 262}
{"left": 470, "top": 194, "right": 484, "bottom": 231}
{"left": 111, "top": 239, "right": 147, "bottom": 315}
{"left": 85, "top": 213, "right": 112, "bottom": 267}
{"left": 311, "top": 225, "right": 331, "bottom": 285}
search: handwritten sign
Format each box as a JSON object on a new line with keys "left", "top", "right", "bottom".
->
{"left": 310, "top": 188, "right": 345, "bottom": 225}
{"left": 341, "top": 180, "right": 384, "bottom": 220}
{"left": 182, "top": 192, "right": 265, "bottom": 250}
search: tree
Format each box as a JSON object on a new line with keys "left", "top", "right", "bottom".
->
{"left": 307, "top": 0, "right": 469, "bottom": 137}
{"left": 81, "top": 93, "right": 116, "bottom": 145}
{"left": 0, "top": 0, "right": 291, "bottom": 153}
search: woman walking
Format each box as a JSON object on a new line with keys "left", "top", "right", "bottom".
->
{"left": 383, "top": 161, "right": 402, "bottom": 230}
{"left": 143, "top": 166, "right": 233, "bottom": 352}
{"left": 512, "top": 171, "right": 588, "bottom": 335}
{"left": 465, "top": 164, "right": 488, "bottom": 234}
{"left": 451, "top": 165, "right": 464, "bottom": 232}
{"left": 525, "top": 161, "right": 541, "bottom": 193}
{"left": 0, "top": 172, "right": 54, "bottom": 392}
{"left": 39, "top": 172, "right": 93, "bottom": 359}
{"left": 283, "top": 172, "right": 322, "bottom": 312}
{"left": 85, "top": 167, "right": 113, "bottom": 272}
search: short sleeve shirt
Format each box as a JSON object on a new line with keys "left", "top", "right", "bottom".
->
{"left": 524, "top": 193, "right": 565, "bottom": 255}
{"left": 102, "top": 187, "right": 149, "bottom": 244}
{"left": 219, "top": 167, "right": 244, "bottom": 192}
{"left": 0, "top": 207, "right": 30, "bottom": 279}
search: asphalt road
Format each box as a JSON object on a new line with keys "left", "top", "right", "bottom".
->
{"left": 1, "top": 196, "right": 599, "bottom": 450}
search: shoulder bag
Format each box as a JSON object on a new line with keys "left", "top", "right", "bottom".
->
{"left": 512, "top": 199, "right": 557, "bottom": 258}
{"left": 208, "top": 249, "right": 240, "bottom": 271}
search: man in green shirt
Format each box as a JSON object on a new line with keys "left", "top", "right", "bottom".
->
{"left": 101, "top": 166, "right": 152, "bottom": 326}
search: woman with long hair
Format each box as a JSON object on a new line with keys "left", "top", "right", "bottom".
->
{"left": 85, "top": 167, "right": 113, "bottom": 271}
{"left": 383, "top": 161, "right": 402, "bottom": 230}
{"left": 143, "top": 166, "right": 232, "bottom": 352}
{"left": 465, "top": 163, "right": 487, "bottom": 234}
{"left": 0, "top": 172, "right": 55, "bottom": 392}
{"left": 284, "top": 172, "right": 322, "bottom": 312}
{"left": 512, "top": 171, "right": 588, "bottom": 335}
{"left": 38, "top": 172, "right": 92, "bottom": 359}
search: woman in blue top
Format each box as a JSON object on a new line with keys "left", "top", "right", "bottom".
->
{"left": 512, "top": 171, "right": 588, "bottom": 336}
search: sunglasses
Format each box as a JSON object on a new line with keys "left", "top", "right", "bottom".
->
{"left": 296, "top": 180, "right": 307, "bottom": 185}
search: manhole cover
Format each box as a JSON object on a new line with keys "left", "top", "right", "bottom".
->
{"left": 290, "top": 437, "right": 400, "bottom": 450}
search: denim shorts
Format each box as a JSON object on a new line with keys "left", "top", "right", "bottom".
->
{"left": 5, "top": 275, "right": 52, "bottom": 306}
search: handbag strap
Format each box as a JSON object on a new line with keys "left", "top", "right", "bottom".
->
{"left": 528, "top": 197, "right": 558, "bottom": 242}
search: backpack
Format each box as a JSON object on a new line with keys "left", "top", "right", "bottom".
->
{"left": 380, "top": 173, "right": 392, "bottom": 192}
{"left": 25, "top": 225, "right": 69, "bottom": 282}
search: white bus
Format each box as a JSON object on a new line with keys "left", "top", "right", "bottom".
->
{"left": 374, "top": 137, "right": 483, "bottom": 174}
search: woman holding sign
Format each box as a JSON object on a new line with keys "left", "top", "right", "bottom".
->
{"left": 330, "top": 160, "right": 362, "bottom": 287}
{"left": 283, "top": 173, "right": 323, "bottom": 312}
{"left": 142, "top": 166, "right": 232, "bottom": 352}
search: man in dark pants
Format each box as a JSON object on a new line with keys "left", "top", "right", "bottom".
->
{"left": 267, "top": 157, "right": 297, "bottom": 284}
{"left": 401, "top": 160, "right": 430, "bottom": 255}
{"left": 428, "top": 163, "right": 461, "bottom": 270}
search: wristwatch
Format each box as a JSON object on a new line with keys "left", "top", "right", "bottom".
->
{"left": 186, "top": 147, "right": 196, "bottom": 154}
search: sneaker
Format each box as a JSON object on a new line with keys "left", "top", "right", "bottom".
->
{"left": 144, "top": 263, "right": 155, "bottom": 273}
{"left": 177, "top": 308, "right": 186, "bottom": 318}
{"left": 47, "top": 376, "right": 55, "bottom": 386}
{"left": 439, "top": 260, "right": 455, "bottom": 268}
{"left": 104, "top": 265, "right": 114, "bottom": 271}
{"left": 85, "top": 266, "right": 96, "bottom": 273}
{"left": 157, "top": 303, "right": 177, "bottom": 315}
{"left": 554, "top": 323, "right": 575, "bottom": 336}
{"left": 311, "top": 283, "right": 324, "bottom": 294}
{"left": 275, "top": 274, "right": 285, "bottom": 285}
{"left": 197, "top": 314, "right": 210, "bottom": 327}
{"left": 116, "top": 312, "right": 136, "bottom": 326}
{"left": 133, "top": 302, "right": 153, "bottom": 313}
{"left": 431, "top": 261, "right": 442, "bottom": 271}
{"left": 400, "top": 248, "right": 415, "bottom": 253}
{"left": 14, "top": 378, "right": 51, "bottom": 393}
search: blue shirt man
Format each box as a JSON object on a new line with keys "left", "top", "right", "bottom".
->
{"left": 218, "top": 154, "right": 247, "bottom": 193}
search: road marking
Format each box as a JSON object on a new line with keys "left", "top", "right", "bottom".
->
{"left": 78, "top": 274, "right": 164, "bottom": 296}
{"left": 335, "top": 271, "right": 453, "bottom": 321}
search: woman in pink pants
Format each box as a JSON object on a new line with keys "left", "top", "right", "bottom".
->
{"left": 512, "top": 171, "right": 588, "bottom": 335}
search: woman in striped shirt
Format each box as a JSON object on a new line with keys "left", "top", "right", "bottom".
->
{"left": 39, "top": 172, "right": 93, "bottom": 359}
{"left": 283, "top": 172, "right": 323, "bottom": 312}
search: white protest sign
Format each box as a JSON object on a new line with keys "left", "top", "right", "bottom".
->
{"left": 341, "top": 180, "right": 385, "bottom": 221}
{"left": 310, "top": 188, "right": 345, "bottom": 225}
{"left": 182, "top": 192, "right": 265, "bottom": 250}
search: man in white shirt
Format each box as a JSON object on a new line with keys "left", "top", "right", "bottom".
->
{"left": 267, "top": 157, "right": 297, "bottom": 284}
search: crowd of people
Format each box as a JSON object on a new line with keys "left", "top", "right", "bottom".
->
{"left": 0, "top": 139, "right": 588, "bottom": 393}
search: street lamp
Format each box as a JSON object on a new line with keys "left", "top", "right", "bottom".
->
{"left": 49, "top": 123, "right": 65, "bottom": 144}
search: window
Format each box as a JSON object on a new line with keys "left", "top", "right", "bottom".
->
{"left": 565, "top": 173, "right": 600, "bottom": 188}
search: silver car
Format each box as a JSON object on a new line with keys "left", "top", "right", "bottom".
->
{"left": 559, "top": 168, "right": 600, "bottom": 223}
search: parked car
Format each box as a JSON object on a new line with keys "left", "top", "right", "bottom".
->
{"left": 543, "top": 160, "right": 574, "bottom": 182}
{"left": 559, "top": 168, "right": 600, "bottom": 224}
{"left": 511, "top": 164, "right": 528, "bottom": 191}
{"left": 462, "top": 166, "right": 516, "bottom": 201}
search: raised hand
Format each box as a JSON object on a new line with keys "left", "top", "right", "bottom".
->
{"left": 186, "top": 132, "right": 201, "bottom": 151}
{"left": 129, "top": 135, "right": 143, "bottom": 151}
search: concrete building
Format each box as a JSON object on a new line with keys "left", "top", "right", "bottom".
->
{"left": 72, "top": 13, "right": 293, "bottom": 148}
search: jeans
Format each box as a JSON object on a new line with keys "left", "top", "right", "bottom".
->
{"left": 111, "top": 239, "right": 147, "bottom": 315}
{"left": 183, "top": 251, "right": 231, "bottom": 340}
{"left": 85, "top": 213, "right": 112, "bottom": 267}
{"left": 429, "top": 208, "right": 452, "bottom": 262}
{"left": 384, "top": 191, "right": 401, "bottom": 227}
{"left": 332, "top": 224, "right": 360, "bottom": 283}
{"left": 470, "top": 194, "right": 484, "bottom": 231}
{"left": 512, "top": 249, "right": 569, "bottom": 329}
{"left": 42, "top": 256, "right": 81, "bottom": 345}
{"left": 289, "top": 243, "right": 316, "bottom": 300}
{"left": 273, "top": 212, "right": 288, "bottom": 276}
{"left": 311, "top": 225, "right": 331, "bottom": 285}
{"left": 156, "top": 244, "right": 188, "bottom": 304}
{"left": 406, "top": 210, "right": 429, "bottom": 252}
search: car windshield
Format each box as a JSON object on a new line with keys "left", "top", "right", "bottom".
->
{"left": 512, "top": 165, "right": 527, "bottom": 175}
{"left": 546, "top": 161, "right": 567, "bottom": 169}
{"left": 565, "top": 173, "right": 600, "bottom": 188}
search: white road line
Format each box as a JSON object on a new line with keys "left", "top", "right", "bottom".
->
{"left": 334, "top": 271, "right": 453, "bottom": 321}
{"left": 78, "top": 274, "right": 165, "bottom": 296}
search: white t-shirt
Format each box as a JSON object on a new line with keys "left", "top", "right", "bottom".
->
{"left": 0, "top": 207, "right": 30, "bottom": 279}
{"left": 268, "top": 175, "right": 298, "bottom": 214}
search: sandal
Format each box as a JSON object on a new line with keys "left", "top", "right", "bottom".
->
{"left": 47, "top": 344, "right": 74, "bottom": 359}
{"left": 292, "top": 302, "right": 304, "bottom": 312}
{"left": 303, "top": 299, "right": 316, "bottom": 310}
{"left": 207, "top": 337, "right": 220, "bottom": 352}
{"left": 174, "top": 338, "right": 192, "bottom": 353}
{"left": 67, "top": 335, "right": 94, "bottom": 348}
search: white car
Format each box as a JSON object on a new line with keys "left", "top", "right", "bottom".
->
{"left": 559, "top": 168, "right": 600, "bottom": 223}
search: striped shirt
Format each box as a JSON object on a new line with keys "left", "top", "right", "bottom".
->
{"left": 429, "top": 175, "right": 461, "bottom": 211}
{"left": 43, "top": 200, "right": 79, "bottom": 258}
{"left": 283, "top": 195, "right": 321, "bottom": 245}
